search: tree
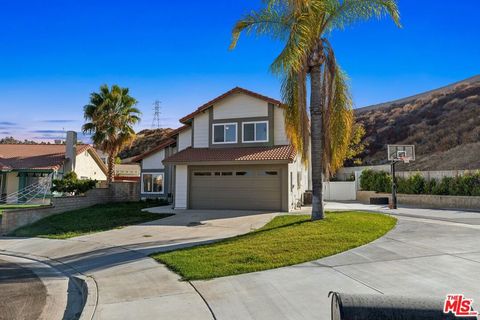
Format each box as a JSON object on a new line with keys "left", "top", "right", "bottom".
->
{"left": 345, "top": 123, "right": 367, "bottom": 166}
{"left": 82, "top": 84, "right": 141, "bottom": 182}
{"left": 230, "top": 0, "right": 400, "bottom": 220}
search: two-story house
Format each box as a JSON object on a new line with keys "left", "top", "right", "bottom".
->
{"left": 133, "top": 87, "right": 310, "bottom": 212}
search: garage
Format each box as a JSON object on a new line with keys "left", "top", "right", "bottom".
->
{"left": 189, "top": 165, "right": 284, "bottom": 211}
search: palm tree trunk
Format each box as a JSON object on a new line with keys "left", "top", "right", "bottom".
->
{"left": 107, "top": 153, "right": 115, "bottom": 183}
{"left": 310, "top": 64, "right": 325, "bottom": 220}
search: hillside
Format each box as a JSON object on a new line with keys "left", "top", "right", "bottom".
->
{"left": 118, "top": 128, "right": 173, "bottom": 160}
{"left": 355, "top": 75, "right": 480, "bottom": 170}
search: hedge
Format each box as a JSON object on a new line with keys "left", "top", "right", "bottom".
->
{"left": 360, "top": 169, "right": 480, "bottom": 196}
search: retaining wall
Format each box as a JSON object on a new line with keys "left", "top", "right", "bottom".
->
{"left": 1, "top": 182, "right": 140, "bottom": 235}
{"left": 357, "top": 190, "right": 480, "bottom": 211}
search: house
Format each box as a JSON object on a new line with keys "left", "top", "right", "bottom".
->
{"left": 133, "top": 87, "right": 311, "bottom": 212}
{"left": 0, "top": 131, "right": 107, "bottom": 203}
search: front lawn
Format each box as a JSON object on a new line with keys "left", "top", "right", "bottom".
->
{"left": 151, "top": 211, "right": 396, "bottom": 280}
{"left": 10, "top": 201, "right": 172, "bottom": 239}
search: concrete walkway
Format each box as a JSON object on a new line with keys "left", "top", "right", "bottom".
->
{"left": 2, "top": 203, "right": 480, "bottom": 319}
{"left": 0, "top": 209, "right": 276, "bottom": 320}
{"left": 193, "top": 203, "right": 480, "bottom": 319}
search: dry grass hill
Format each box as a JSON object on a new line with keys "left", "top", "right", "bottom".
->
{"left": 355, "top": 75, "right": 480, "bottom": 170}
{"left": 119, "top": 128, "right": 173, "bottom": 160}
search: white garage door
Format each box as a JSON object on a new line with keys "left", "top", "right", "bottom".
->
{"left": 189, "top": 165, "right": 283, "bottom": 211}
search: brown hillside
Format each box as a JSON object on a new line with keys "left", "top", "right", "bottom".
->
{"left": 119, "top": 128, "right": 173, "bottom": 159}
{"left": 355, "top": 75, "right": 480, "bottom": 170}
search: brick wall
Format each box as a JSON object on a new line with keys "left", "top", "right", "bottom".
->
{"left": 1, "top": 182, "right": 139, "bottom": 235}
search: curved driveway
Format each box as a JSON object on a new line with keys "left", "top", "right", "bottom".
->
{"left": 193, "top": 204, "right": 480, "bottom": 320}
{"left": 1, "top": 204, "right": 480, "bottom": 319}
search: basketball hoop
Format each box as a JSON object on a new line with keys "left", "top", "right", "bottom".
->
{"left": 386, "top": 144, "right": 416, "bottom": 210}
{"left": 399, "top": 156, "right": 411, "bottom": 164}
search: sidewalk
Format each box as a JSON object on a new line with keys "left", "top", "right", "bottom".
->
{"left": 0, "top": 210, "right": 275, "bottom": 319}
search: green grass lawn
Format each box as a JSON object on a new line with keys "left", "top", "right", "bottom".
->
{"left": 10, "top": 201, "right": 172, "bottom": 239}
{"left": 151, "top": 211, "right": 396, "bottom": 280}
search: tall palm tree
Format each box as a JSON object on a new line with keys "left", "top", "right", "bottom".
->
{"left": 82, "top": 84, "right": 141, "bottom": 183}
{"left": 230, "top": 0, "right": 400, "bottom": 220}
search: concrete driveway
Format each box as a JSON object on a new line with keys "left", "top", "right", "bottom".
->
{"left": 192, "top": 203, "right": 480, "bottom": 319}
{"left": 2, "top": 204, "right": 480, "bottom": 319}
{"left": 0, "top": 208, "right": 276, "bottom": 320}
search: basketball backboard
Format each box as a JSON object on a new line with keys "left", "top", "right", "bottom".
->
{"left": 387, "top": 145, "right": 415, "bottom": 163}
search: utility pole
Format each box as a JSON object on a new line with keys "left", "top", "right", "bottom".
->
{"left": 152, "top": 100, "right": 161, "bottom": 129}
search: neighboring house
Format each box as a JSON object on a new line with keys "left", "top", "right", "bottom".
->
{"left": 0, "top": 131, "right": 107, "bottom": 203}
{"left": 133, "top": 87, "right": 311, "bottom": 212}
{"left": 114, "top": 163, "right": 141, "bottom": 182}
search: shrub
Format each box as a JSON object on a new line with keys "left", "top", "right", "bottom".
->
{"left": 51, "top": 172, "right": 97, "bottom": 195}
{"left": 360, "top": 170, "right": 391, "bottom": 193}
{"left": 360, "top": 170, "right": 480, "bottom": 196}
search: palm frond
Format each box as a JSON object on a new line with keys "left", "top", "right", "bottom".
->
{"left": 230, "top": 5, "right": 291, "bottom": 50}
{"left": 323, "top": 0, "right": 401, "bottom": 31}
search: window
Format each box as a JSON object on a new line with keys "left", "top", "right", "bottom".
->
{"left": 193, "top": 172, "right": 212, "bottom": 176}
{"left": 142, "top": 173, "right": 164, "bottom": 194}
{"left": 259, "top": 171, "right": 278, "bottom": 176}
{"left": 213, "top": 123, "right": 237, "bottom": 144}
{"left": 236, "top": 171, "right": 252, "bottom": 176}
{"left": 242, "top": 121, "right": 268, "bottom": 143}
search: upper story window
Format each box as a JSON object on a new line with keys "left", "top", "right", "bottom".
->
{"left": 213, "top": 123, "right": 237, "bottom": 144}
{"left": 243, "top": 121, "right": 268, "bottom": 143}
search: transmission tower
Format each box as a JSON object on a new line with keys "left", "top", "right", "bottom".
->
{"left": 152, "top": 100, "right": 161, "bottom": 129}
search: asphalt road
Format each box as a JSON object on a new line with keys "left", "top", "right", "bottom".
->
{"left": 0, "top": 259, "right": 47, "bottom": 320}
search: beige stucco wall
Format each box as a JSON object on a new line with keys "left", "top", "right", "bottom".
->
{"left": 178, "top": 127, "right": 192, "bottom": 151}
{"left": 74, "top": 150, "right": 107, "bottom": 181}
{"left": 274, "top": 107, "right": 289, "bottom": 145}
{"left": 193, "top": 111, "right": 209, "bottom": 148}
{"left": 142, "top": 149, "right": 165, "bottom": 170}
{"left": 213, "top": 93, "right": 269, "bottom": 120}
{"left": 288, "top": 155, "right": 309, "bottom": 211}
{"left": 5, "top": 172, "right": 19, "bottom": 195}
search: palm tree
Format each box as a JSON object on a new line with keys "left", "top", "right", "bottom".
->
{"left": 230, "top": 0, "right": 400, "bottom": 220}
{"left": 82, "top": 84, "right": 141, "bottom": 183}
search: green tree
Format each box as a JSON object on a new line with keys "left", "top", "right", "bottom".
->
{"left": 230, "top": 0, "right": 400, "bottom": 219}
{"left": 345, "top": 123, "right": 367, "bottom": 165}
{"left": 82, "top": 84, "right": 141, "bottom": 182}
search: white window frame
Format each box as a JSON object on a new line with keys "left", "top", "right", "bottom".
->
{"left": 242, "top": 121, "right": 269, "bottom": 143}
{"left": 141, "top": 172, "right": 165, "bottom": 194}
{"left": 212, "top": 122, "right": 238, "bottom": 144}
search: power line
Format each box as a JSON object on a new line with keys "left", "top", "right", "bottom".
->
{"left": 152, "top": 100, "right": 161, "bottom": 129}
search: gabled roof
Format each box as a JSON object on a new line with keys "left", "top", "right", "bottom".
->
{"left": 179, "top": 87, "right": 282, "bottom": 124}
{"left": 163, "top": 145, "right": 296, "bottom": 164}
{"left": 0, "top": 144, "right": 105, "bottom": 172}
{"left": 131, "top": 138, "right": 176, "bottom": 162}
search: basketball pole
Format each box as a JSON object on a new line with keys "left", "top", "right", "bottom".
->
{"left": 390, "top": 160, "right": 397, "bottom": 209}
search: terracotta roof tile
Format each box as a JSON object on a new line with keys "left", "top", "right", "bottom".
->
{"left": 0, "top": 144, "right": 93, "bottom": 171}
{"left": 163, "top": 145, "right": 295, "bottom": 163}
{"left": 180, "top": 87, "right": 282, "bottom": 124}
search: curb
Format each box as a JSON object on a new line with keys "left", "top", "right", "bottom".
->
{"left": 0, "top": 250, "right": 98, "bottom": 320}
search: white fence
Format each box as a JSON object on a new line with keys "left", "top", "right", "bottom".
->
{"left": 323, "top": 181, "right": 357, "bottom": 201}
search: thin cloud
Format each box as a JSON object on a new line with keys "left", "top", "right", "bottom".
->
{"left": 40, "top": 119, "right": 77, "bottom": 123}
{"left": 0, "top": 121, "right": 17, "bottom": 126}
{"left": 0, "top": 131, "right": 11, "bottom": 135}
{"left": 30, "top": 129, "right": 67, "bottom": 134}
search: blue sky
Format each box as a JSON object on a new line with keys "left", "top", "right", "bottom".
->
{"left": 0, "top": 0, "right": 479, "bottom": 141}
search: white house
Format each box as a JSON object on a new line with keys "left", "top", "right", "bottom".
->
{"left": 133, "top": 87, "right": 311, "bottom": 212}
{"left": 0, "top": 131, "right": 107, "bottom": 203}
